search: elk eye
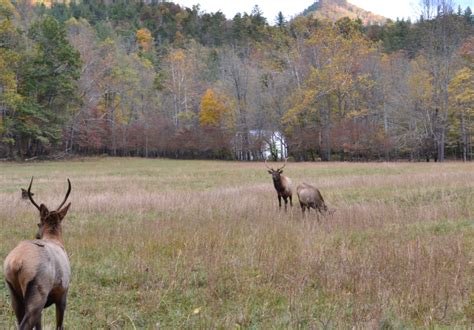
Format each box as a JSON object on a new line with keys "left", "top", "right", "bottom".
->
{"left": 37, "top": 224, "right": 41, "bottom": 228}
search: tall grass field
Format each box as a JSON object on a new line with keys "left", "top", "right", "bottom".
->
{"left": 0, "top": 158, "right": 473, "bottom": 328}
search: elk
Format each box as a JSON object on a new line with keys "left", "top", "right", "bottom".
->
{"left": 296, "top": 182, "right": 328, "bottom": 218}
{"left": 4, "top": 177, "right": 72, "bottom": 330}
{"left": 265, "top": 158, "right": 293, "bottom": 210}
{"left": 21, "top": 188, "right": 34, "bottom": 200}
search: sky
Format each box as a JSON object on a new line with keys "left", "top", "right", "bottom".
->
{"left": 172, "top": 0, "right": 473, "bottom": 23}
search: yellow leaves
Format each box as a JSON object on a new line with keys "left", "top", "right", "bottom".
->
{"left": 281, "top": 104, "right": 302, "bottom": 128}
{"left": 168, "top": 49, "right": 186, "bottom": 64}
{"left": 449, "top": 67, "right": 474, "bottom": 106}
{"left": 199, "top": 89, "right": 233, "bottom": 129}
{"left": 131, "top": 52, "right": 153, "bottom": 69}
{"left": 0, "top": 0, "right": 19, "bottom": 19}
{"left": 0, "top": 52, "right": 18, "bottom": 91}
{"left": 347, "top": 109, "right": 368, "bottom": 119}
{"left": 136, "top": 28, "right": 152, "bottom": 52}
{"left": 357, "top": 73, "right": 374, "bottom": 90}
{"left": 283, "top": 21, "right": 379, "bottom": 135}
{"left": 408, "top": 56, "right": 433, "bottom": 103}
{"left": 31, "top": 0, "right": 53, "bottom": 8}
{"left": 174, "top": 31, "right": 186, "bottom": 48}
{"left": 0, "top": 47, "right": 22, "bottom": 108}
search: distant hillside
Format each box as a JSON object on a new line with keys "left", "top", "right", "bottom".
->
{"left": 302, "top": 0, "right": 387, "bottom": 25}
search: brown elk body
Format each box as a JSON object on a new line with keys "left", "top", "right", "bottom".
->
{"left": 265, "top": 159, "right": 293, "bottom": 210}
{"left": 4, "top": 178, "right": 72, "bottom": 330}
{"left": 297, "top": 183, "right": 328, "bottom": 217}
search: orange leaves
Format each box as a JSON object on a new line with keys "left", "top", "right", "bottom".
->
{"left": 136, "top": 28, "right": 152, "bottom": 52}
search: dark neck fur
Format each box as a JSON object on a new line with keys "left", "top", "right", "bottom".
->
{"left": 273, "top": 176, "right": 284, "bottom": 192}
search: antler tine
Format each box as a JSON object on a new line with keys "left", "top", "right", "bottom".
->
{"left": 27, "top": 177, "right": 41, "bottom": 211}
{"left": 277, "top": 157, "right": 288, "bottom": 171}
{"left": 56, "top": 179, "right": 72, "bottom": 211}
{"left": 264, "top": 159, "right": 273, "bottom": 171}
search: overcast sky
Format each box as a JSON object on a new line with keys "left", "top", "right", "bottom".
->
{"left": 172, "top": 0, "right": 473, "bottom": 23}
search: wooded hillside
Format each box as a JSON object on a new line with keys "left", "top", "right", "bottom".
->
{"left": 0, "top": 0, "right": 472, "bottom": 161}
{"left": 302, "top": 0, "right": 386, "bottom": 25}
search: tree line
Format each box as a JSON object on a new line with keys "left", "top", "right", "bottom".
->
{"left": 0, "top": 0, "right": 472, "bottom": 161}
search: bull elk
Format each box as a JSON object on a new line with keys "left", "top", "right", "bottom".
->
{"left": 265, "top": 158, "right": 293, "bottom": 210}
{"left": 4, "top": 177, "right": 72, "bottom": 329}
{"left": 296, "top": 182, "right": 328, "bottom": 218}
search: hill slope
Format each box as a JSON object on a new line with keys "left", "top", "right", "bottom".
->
{"left": 302, "top": 0, "right": 387, "bottom": 25}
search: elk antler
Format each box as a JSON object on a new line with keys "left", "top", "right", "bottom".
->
{"left": 276, "top": 157, "right": 288, "bottom": 171}
{"left": 27, "top": 177, "right": 40, "bottom": 211}
{"left": 264, "top": 159, "right": 274, "bottom": 171}
{"left": 56, "top": 179, "right": 72, "bottom": 211}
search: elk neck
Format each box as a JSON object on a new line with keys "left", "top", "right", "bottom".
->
{"left": 42, "top": 224, "right": 65, "bottom": 247}
{"left": 272, "top": 176, "right": 284, "bottom": 192}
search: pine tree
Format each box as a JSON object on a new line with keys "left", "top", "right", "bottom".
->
{"left": 275, "top": 11, "right": 286, "bottom": 29}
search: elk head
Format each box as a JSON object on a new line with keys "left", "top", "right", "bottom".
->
{"left": 27, "top": 177, "right": 72, "bottom": 240}
{"left": 265, "top": 158, "right": 287, "bottom": 182}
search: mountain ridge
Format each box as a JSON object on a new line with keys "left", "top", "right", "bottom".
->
{"left": 302, "top": 0, "right": 387, "bottom": 25}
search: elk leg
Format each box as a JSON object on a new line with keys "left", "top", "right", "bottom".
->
{"left": 19, "top": 280, "right": 47, "bottom": 330}
{"left": 55, "top": 293, "right": 67, "bottom": 330}
{"left": 317, "top": 207, "right": 325, "bottom": 218}
{"left": 278, "top": 195, "right": 282, "bottom": 209}
{"left": 289, "top": 195, "right": 293, "bottom": 207}
{"left": 316, "top": 207, "right": 323, "bottom": 221}
{"left": 19, "top": 306, "right": 43, "bottom": 330}
{"left": 300, "top": 202, "right": 305, "bottom": 215}
{"left": 6, "top": 281, "right": 25, "bottom": 325}
{"left": 283, "top": 196, "right": 288, "bottom": 211}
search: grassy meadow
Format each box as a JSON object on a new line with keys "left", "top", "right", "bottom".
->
{"left": 0, "top": 158, "right": 473, "bottom": 328}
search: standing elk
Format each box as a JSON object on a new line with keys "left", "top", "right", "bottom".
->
{"left": 265, "top": 158, "right": 293, "bottom": 210}
{"left": 4, "top": 177, "right": 72, "bottom": 330}
{"left": 296, "top": 182, "right": 328, "bottom": 218}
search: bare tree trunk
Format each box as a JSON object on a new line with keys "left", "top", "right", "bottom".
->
{"left": 460, "top": 109, "right": 467, "bottom": 161}
{"left": 225, "top": 47, "right": 251, "bottom": 160}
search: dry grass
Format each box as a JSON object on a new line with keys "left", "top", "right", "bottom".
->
{"left": 0, "top": 158, "right": 473, "bottom": 328}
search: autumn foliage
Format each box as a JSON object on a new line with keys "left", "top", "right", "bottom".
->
{"left": 0, "top": 0, "right": 472, "bottom": 160}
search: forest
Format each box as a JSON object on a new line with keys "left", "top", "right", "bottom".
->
{"left": 0, "top": 0, "right": 472, "bottom": 161}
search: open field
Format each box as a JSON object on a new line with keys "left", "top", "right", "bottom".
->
{"left": 0, "top": 158, "right": 473, "bottom": 328}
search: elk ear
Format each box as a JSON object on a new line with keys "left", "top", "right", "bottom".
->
{"left": 21, "top": 188, "right": 26, "bottom": 192}
{"left": 267, "top": 170, "right": 272, "bottom": 174}
{"left": 278, "top": 169, "right": 283, "bottom": 174}
{"left": 57, "top": 203, "right": 71, "bottom": 221}
{"left": 39, "top": 204, "right": 49, "bottom": 218}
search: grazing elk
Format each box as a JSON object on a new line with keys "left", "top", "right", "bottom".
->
{"left": 265, "top": 158, "right": 293, "bottom": 210}
{"left": 21, "top": 188, "right": 34, "bottom": 200}
{"left": 4, "top": 177, "right": 72, "bottom": 330}
{"left": 296, "top": 183, "right": 328, "bottom": 218}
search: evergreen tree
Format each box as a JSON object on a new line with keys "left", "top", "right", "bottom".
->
{"left": 16, "top": 15, "right": 81, "bottom": 156}
{"left": 465, "top": 6, "right": 473, "bottom": 25}
{"left": 275, "top": 11, "right": 286, "bottom": 29}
